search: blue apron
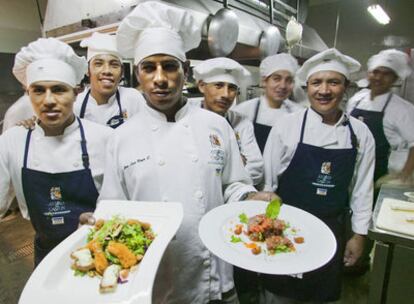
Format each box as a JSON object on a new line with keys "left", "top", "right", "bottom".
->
{"left": 261, "top": 109, "right": 358, "bottom": 302}
{"left": 21, "top": 118, "right": 99, "bottom": 266}
{"left": 253, "top": 99, "right": 272, "bottom": 153}
{"left": 79, "top": 89, "right": 124, "bottom": 128}
{"left": 350, "top": 92, "right": 392, "bottom": 182}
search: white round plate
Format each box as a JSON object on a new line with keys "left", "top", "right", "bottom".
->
{"left": 199, "top": 201, "right": 336, "bottom": 275}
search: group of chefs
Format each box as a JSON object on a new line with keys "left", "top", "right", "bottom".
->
{"left": 1, "top": 1, "right": 414, "bottom": 303}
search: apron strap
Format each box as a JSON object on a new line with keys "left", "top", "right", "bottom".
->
{"left": 345, "top": 117, "right": 358, "bottom": 149}
{"left": 382, "top": 92, "right": 393, "bottom": 112}
{"left": 79, "top": 90, "right": 91, "bottom": 119}
{"left": 77, "top": 117, "right": 90, "bottom": 169}
{"left": 115, "top": 90, "right": 122, "bottom": 117}
{"left": 23, "top": 129, "right": 33, "bottom": 168}
{"left": 299, "top": 109, "right": 308, "bottom": 143}
{"left": 253, "top": 98, "right": 260, "bottom": 123}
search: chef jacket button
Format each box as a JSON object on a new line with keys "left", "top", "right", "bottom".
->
{"left": 158, "top": 159, "right": 165, "bottom": 166}
{"left": 33, "top": 160, "right": 39, "bottom": 167}
{"left": 151, "top": 124, "right": 159, "bottom": 131}
{"left": 73, "top": 162, "right": 79, "bottom": 167}
{"left": 191, "top": 155, "right": 198, "bottom": 163}
{"left": 162, "top": 196, "right": 169, "bottom": 202}
{"left": 194, "top": 190, "right": 203, "bottom": 199}
{"left": 183, "top": 123, "right": 189, "bottom": 128}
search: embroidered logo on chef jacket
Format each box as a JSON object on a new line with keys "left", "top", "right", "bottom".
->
{"left": 123, "top": 110, "right": 128, "bottom": 118}
{"left": 209, "top": 134, "right": 221, "bottom": 147}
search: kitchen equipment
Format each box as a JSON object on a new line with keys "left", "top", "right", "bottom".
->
{"left": 259, "top": 25, "right": 282, "bottom": 59}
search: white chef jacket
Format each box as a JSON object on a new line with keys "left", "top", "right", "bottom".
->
{"left": 2, "top": 94, "right": 34, "bottom": 132}
{"left": 99, "top": 101, "right": 256, "bottom": 304}
{"left": 188, "top": 98, "right": 264, "bottom": 186}
{"left": 0, "top": 119, "right": 112, "bottom": 220}
{"left": 233, "top": 95, "right": 303, "bottom": 127}
{"left": 74, "top": 86, "right": 145, "bottom": 126}
{"left": 263, "top": 108, "right": 375, "bottom": 235}
{"left": 346, "top": 90, "right": 414, "bottom": 172}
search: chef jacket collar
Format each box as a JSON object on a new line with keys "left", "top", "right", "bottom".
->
{"left": 143, "top": 97, "right": 190, "bottom": 122}
{"left": 88, "top": 89, "right": 117, "bottom": 106}
{"left": 365, "top": 90, "right": 391, "bottom": 103}
{"left": 308, "top": 106, "right": 349, "bottom": 127}
{"left": 34, "top": 115, "right": 79, "bottom": 137}
{"left": 261, "top": 95, "right": 290, "bottom": 110}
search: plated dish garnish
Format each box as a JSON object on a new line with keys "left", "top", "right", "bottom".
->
{"left": 230, "top": 199, "right": 304, "bottom": 255}
{"left": 70, "top": 215, "right": 155, "bottom": 293}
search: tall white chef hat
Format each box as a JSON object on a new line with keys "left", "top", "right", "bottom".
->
{"left": 13, "top": 38, "right": 87, "bottom": 88}
{"left": 193, "top": 57, "right": 251, "bottom": 87}
{"left": 368, "top": 49, "right": 412, "bottom": 80}
{"left": 297, "top": 48, "right": 361, "bottom": 82}
{"left": 80, "top": 32, "right": 122, "bottom": 62}
{"left": 117, "top": 0, "right": 201, "bottom": 65}
{"left": 260, "top": 53, "right": 299, "bottom": 78}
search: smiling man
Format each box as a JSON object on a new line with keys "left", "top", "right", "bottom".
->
{"left": 96, "top": 2, "right": 276, "bottom": 303}
{"left": 0, "top": 38, "right": 112, "bottom": 266}
{"left": 347, "top": 49, "right": 414, "bottom": 184}
{"left": 192, "top": 57, "right": 264, "bottom": 186}
{"left": 261, "top": 49, "right": 375, "bottom": 303}
{"left": 74, "top": 32, "right": 144, "bottom": 128}
{"left": 233, "top": 53, "right": 303, "bottom": 152}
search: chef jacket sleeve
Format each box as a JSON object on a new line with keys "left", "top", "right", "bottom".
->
{"left": 222, "top": 123, "right": 257, "bottom": 203}
{"left": 348, "top": 122, "right": 375, "bottom": 235}
{"left": 394, "top": 103, "right": 414, "bottom": 148}
{"left": 98, "top": 135, "right": 129, "bottom": 202}
{"left": 0, "top": 135, "right": 14, "bottom": 219}
{"left": 263, "top": 125, "right": 284, "bottom": 192}
{"left": 238, "top": 120, "right": 264, "bottom": 186}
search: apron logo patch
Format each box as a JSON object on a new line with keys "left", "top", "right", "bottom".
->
{"left": 321, "top": 162, "right": 331, "bottom": 174}
{"left": 50, "top": 187, "right": 62, "bottom": 200}
{"left": 316, "top": 188, "right": 328, "bottom": 196}
{"left": 52, "top": 217, "right": 64, "bottom": 225}
{"left": 209, "top": 134, "right": 221, "bottom": 147}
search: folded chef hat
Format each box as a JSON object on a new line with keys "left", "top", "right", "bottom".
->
{"left": 368, "top": 49, "right": 412, "bottom": 80}
{"left": 80, "top": 32, "right": 122, "bottom": 62}
{"left": 297, "top": 48, "right": 361, "bottom": 82}
{"left": 117, "top": 0, "right": 201, "bottom": 64}
{"left": 193, "top": 57, "right": 251, "bottom": 87}
{"left": 13, "top": 38, "right": 87, "bottom": 88}
{"left": 260, "top": 53, "right": 299, "bottom": 78}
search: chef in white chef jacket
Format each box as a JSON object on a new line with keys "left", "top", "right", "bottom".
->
{"left": 347, "top": 49, "right": 414, "bottom": 183}
{"left": 0, "top": 38, "right": 112, "bottom": 266}
{"left": 75, "top": 32, "right": 144, "bottom": 128}
{"left": 233, "top": 53, "right": 303, "bottom": 153}
{"left": 97, "top": 2, "right": 277, "bottom": 303}
{"left": 192, "top": 57, "right": 264, "bottom": 187}
{"left": 262, "top": 49, "right": 375, "bottom": 303}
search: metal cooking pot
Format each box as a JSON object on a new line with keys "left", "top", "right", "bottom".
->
{"left": 204, "top": 8, "right": 239, "bottom": 57}
{"left": 259, "top": 25, "right": 282, "bottom": 58}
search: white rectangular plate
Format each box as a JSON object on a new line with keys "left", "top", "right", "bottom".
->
{"left": 19, "top": 200, "right": 183, "bottom": 304}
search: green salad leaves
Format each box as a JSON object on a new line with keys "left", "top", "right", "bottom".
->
{"left": 265, "top": 197, "right": 281, "bottom": 219}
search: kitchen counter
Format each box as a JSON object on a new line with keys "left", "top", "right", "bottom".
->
{"left": 368, "top": 184, "right": 414, "bottom": 304}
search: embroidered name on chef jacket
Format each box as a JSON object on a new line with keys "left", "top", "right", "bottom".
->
{"left": 312, "top": 161, "right": 335, "bottom": 196}
{"left": 123, "top": 155, "right": 151, "bottom": 170}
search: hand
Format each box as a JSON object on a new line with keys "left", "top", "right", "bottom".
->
{"left": 16, "top": 116, "right": 36, "bottom": 129}
{"left": 246, "top": 191, "right": 280, "bottom": 202}
{"left": 343, "top": 234, "right": 365, "bottom": 267}
{"left": 395, "top": 170, "right": 414, "bottom": 184}
{"left": 78, "top": 212, "right": 95, "bottom": 227}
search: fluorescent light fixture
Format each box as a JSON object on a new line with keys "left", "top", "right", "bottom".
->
{"left": 367, "top": 4, "right": 391, "bottom": 25}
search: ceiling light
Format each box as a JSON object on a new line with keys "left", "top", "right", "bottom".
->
{"left": 367, "top": 4, "right": 391, "bottom": 25}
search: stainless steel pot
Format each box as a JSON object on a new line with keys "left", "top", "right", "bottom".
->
{"left": 259, "top": 25, "right": 282, "bottom": 58}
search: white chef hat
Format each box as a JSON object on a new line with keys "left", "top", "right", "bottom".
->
{"left": 260, "top": 53, "right": 299, "bottom": 78}
{"left": 117, "top": 0, "right": 201, "bottom": 65}
{"left": 368, "top": 49, "right": 412, "bottom": 80}
{"left": 13, "top": 38, "right": 87, "bottom": 88}
{"left": 297, "top": 48, "right": 361, "bottom": 82}
{"left": 193, "top": 57, "right": 251, "bottom": 87}
{"left": 80, "top": 32, "right": 122, "bottom": 62}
